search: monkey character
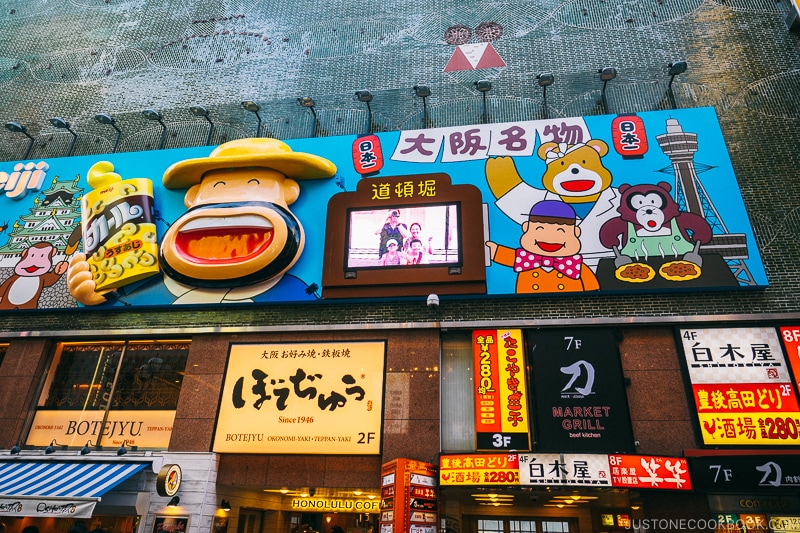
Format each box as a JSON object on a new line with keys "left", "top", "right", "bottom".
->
{"left": 0, "top": 242, "right": 68, "bottom": 310}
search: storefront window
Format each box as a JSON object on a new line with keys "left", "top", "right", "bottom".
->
{"left": 476, "top": 519, "right": 572, "bottom": 533}
{"left": 441, "top": 332, "right": 475, "bottom": 451}
{"left": 540, "top": 522, "right": 569, "bottom": 533}
{"left": 477, "top": 519, "right": 505, "bottom": 533}
{"left": 40, "top": 341, "right": 188, "bottom": 410}
{"left": 26, "top": 340, "right": 190, "bottom": 449}
{"left": 509, "top": 521, "right": 536, "bottom": 533}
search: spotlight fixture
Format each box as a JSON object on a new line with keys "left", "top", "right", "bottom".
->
{"left": 94, "top": 113, "right": 122, "bottom": 153}
{"left": 4, "top": 121, "right": 35, "bottom": 159}
{"left": 354, "top": 90, "right": 373, "bottom": 134}
{"left": 537, "top": 72, "right": 555, "bottom": 87}
{"left": 474, "top": 80, "right": 492, "bottom": 124}
{"left": 598, "top": 66, "right": 618, "bottom": 81}
{"left": 116, "top": 439, "right": 129, "bottom": 456}
{"left": 142, "top": 109, "right": 167, "bottom": 149}
{"left": 49, "top": 117, "right": 78, "bottom": 156}
{"left": 168, "top": 496, "right": 180, "bottom": 507}
{"left": 220, "top": 499, "right": 231, "bottom": 511}
{"left": 597, "top": 67, "right": 617, "bottom": 114}
{"left": 296, "top": 97, "right": 318, "bottom": 137}
{"left": 80, "top": 439, "right": 94, "bottom": 455}
{"left": 413, "top": 85, "right": 431, "bottom": 128}
{"left": 668, "top": 60, "right": 688, "bottom": 77}
{"left": 9, "top": 444, "right": 20, "bottom": 455}
{"left": 45, "top": 439, "right": 61, "bottom": 455}
{"left": 190, "top": 105, "right": 215, "bottom": 146}
{"left": 536, "top": 72, "right": 555, "bottom": 119}
{"left": 667, "top": 60, "right": 688, "bottom": 109}
{"left": 242, "top": 100, "right": 262, "bottom": 137}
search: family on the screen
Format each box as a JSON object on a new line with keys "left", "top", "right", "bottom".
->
{"left": 376, "top": 210, "right": 435, "bottom": 266}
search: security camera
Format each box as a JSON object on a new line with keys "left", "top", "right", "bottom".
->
{"left": 427, "top": 294, "right": 439, "bottom": 307}
{"left": 309, "top": 487, "right": 316, "bottom": 497}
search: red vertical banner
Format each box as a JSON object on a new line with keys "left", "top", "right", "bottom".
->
{"left": 473, "top": 330, "right": 502, "bottom": 433}
{"left": 380, "top": 459, "right": 437, "bottom": 533}
{"left": 472, "top": 330, "right": 531, "bottom": 451}
{"left": 380, "top": 461, "right": 399, "bottom": 533}
{"left": 780, "top": 326, "right": 800, "bottom": 389}
{"left": 406, "top": 461, "right": 437, "bottom": 533}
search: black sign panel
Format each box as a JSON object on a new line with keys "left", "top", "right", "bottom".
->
{"left": 526, "top": 328, "right": 634, "bottom": 453}
{"left": 689, "top": 454, "right": 800, "bottom": 492}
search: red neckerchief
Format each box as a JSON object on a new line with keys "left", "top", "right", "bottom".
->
{"left": 513, "top": 248, "right": 583, "bottom": 280}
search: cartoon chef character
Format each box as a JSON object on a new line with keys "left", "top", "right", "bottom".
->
{"left": 67, "top": 138, "right": 336, "bottom": 305}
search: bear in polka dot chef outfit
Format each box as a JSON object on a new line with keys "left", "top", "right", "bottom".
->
{"left": 485, "top": 199, "right": 600, "bottom": 294}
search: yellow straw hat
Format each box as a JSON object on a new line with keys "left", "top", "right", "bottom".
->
{"left": 162, "top": 138, "right": 337, "bottom": 189}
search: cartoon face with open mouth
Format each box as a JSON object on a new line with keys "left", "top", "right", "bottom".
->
{"left": 628, "top": 190, "right": 668, "bottom": 233}
{"left": 550, "top": 162, "right": 607, "bottom": 199}
{"left": 160, "top": 168, "right": 303, "bottom": 288}
{"left": 520, "top": 218, "right": 582, "bottom": 258}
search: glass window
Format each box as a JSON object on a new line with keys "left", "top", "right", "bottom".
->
{"left": 477, "top": 520, "right": 504, "bottom": 533}
{"left": 28, "top": 340, "right": 189, "bottom": 449}
{"left": 40, "top": 341, "right": 189, "bottom": 411}
{"left": 473, "top": 518, "right": 571, "bottom": 533}
{"left": 441, "top": 332, "right": 475, "bottom": 451}
{"left": 509, "top": 521, "right": 536, "bottom": 533}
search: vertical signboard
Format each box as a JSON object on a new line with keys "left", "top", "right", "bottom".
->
{"left": 380, "top": 459, "right": 438, "bottom": 533}
{"left": 472, "top": 329, "right": 531, "bottom": 451}
{"left": 380, "top": 465, "right": 396, "bottom": 533}
{"left": 679, "top": 327, "right": 800, "bottom": 445}
{"left": 526, "top": 328, "right": 634, "bottom": 452}
{"left": 779, "top": 327, "right": 800, "bottom": 389}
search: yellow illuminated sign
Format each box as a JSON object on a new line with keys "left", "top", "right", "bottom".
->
{"left": 214, "top": 341, "right": 386, "bottom": 454}
{"left": 290, "top": 498, "right": 381, "bottom": 513}
{"left": 26, "top": 410, "right": 175, "bottom": 448}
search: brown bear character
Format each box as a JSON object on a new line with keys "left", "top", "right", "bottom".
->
{"left": 598, "top": 181, "right": 712, "bottom": 262}
{"left": 485, "top": 139, "right": 619, "bottom": 269}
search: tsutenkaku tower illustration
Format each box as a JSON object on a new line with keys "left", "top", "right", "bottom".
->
{"left": 656, "top": 118, "right": 755, "bottom": 286}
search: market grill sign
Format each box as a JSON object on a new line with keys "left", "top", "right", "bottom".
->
{"left": 526, "top": 328, "right": 634, "bottom": 453}
{"left": 213, "top": 341, "right": 386, "bottom": 454}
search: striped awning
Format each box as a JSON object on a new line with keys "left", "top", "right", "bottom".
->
{"left": 0, "top": 461, "right": 148, "bottom": 518}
